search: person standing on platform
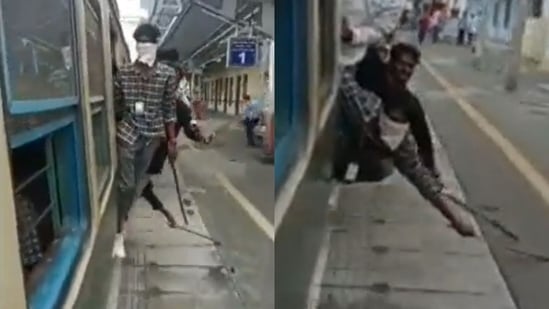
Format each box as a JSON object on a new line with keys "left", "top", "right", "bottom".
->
{"left": 242, "top": 94, "right": 263, "bottom": 147}
{"left": 112, "top": 23, "right": 178, "bottom": 259}
{"left": 466, "top": 13, "right": 479, "bottom": 46}
{"left": 457, "top": 10, "right": 468, "bottom": 45}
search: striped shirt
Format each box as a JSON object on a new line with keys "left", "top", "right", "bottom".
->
{"left": 338, "top": 65, "right": 444, "bottom": 201}
{"left": 114, "top": 62, "right": 177, "bottom": 145}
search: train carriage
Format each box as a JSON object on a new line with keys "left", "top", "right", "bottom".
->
{"left": 274, "top": 0, "right": 340, "bottom": 308}
{"left": 0, "top": 0, "right": 129, "bottom": 308}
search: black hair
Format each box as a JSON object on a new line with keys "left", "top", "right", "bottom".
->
{"left": 157, "top": 49, "right": 183, "bottom": 79}
{"left": 390, "top": 42, "right": 421, "bottom": 63}
{"left": 133, "top": 23, "right": 161, "bottom": 42}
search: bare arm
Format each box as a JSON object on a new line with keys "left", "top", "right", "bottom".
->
{"left": 342, "top": 0, "right": 406, "bottom": 45}
{"left": 393, "top": 134, "right": 459, "bottom": 224}
{"left": 407, "top": 96, "right": 436, "bottom": 172}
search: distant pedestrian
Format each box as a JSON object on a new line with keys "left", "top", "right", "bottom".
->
{"left": 242, "top": 94, "right": 263, "bottom": 147}
{"left": 418, "top": 11, "right": 431, "bottom": 45}
{"left": 466, "top": 13, "right": 478, "bottom": 45}
{"left": 430, "top": 9, "right": 442, "bottom": 43}
{"left": 457, "top": 11, "right": 467, "bottom": 45}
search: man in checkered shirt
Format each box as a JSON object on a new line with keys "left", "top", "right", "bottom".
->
{"left": 338, "top": 0, "right": 478, "bottom": 237}
{"left": 112, "top": 24, "right": 179, "bottom": 258}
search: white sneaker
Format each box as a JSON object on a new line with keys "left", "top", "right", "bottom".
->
{"left": 112, "top": 233, "right": 126, "bottom": 259}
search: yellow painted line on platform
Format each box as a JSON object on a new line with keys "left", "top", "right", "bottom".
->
{"left": 216, "top": 172, "right": 274, "bottom": 241}
{"left": 423, "top": 60, "right": 549, "bottom": 208}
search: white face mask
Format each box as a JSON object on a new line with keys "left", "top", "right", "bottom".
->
{"left": 379, "top": 111, "right": 410, "bottom": 151}
{"left": 135, "top": 43, "right": 158, "bottom": 67}
{"left": 61, "top": 46, "right": 72, "bottom": 70}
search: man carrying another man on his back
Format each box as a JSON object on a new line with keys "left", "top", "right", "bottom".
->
{"left": 337, "top": 0, "right": 478, "bottom": 237}
{"left": 112, "top": 24, "right": 178, "bottom": 258}
{"left": 139, "top": 48, "right": 211, "bottom": 228}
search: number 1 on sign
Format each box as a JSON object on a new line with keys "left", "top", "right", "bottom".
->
{"left": 238, "top": 52, "right": 246, "bottom": 64}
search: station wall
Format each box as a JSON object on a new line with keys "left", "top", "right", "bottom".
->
{"left": 201, "top": 61, "right": 266, "bottom": 116}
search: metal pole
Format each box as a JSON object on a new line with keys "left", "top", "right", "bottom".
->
{"left": 504, "top": 0, "right": 528, "bottom": 92}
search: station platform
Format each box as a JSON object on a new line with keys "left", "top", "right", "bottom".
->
{"left": 73, "top": 112, "right": 274, "bottom": 309}
{"left": 309, "top": 122, "right": 518, "bottom": 309}
{"left": 111, "top": 115, "right": 241, "bottom": 309}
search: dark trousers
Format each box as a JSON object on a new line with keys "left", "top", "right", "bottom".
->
{"left": 467, "top": 32, "right": 476, "bottom": 45}
{"left": 418, "top": 29, "right": 427, "bottom": 44}
{"left": 116, "top": 136, "right": 161, "bottom": 233}
{"left": 146, "top": 123, "right": 182, "bottom": 175}
{"left": 432, "top": 27, "right": 441, "bottom": 43}
{"left": 244, "top": 118, "right": 259, "bottom": 146}
{"left": 140, "top": 122, "right": 183, "bottom": 210}
{"left": 457, "top": 29, "right": 465, "bottom": 45}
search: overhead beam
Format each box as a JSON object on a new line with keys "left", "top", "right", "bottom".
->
{"left": 191, "top": 0, "right": 271, "bottom": 38}
{"left": 158, "top": 0, "right": 193, "bottom": 46}
{"left": 184, "top": 5, "right": 266, "bottom": 65}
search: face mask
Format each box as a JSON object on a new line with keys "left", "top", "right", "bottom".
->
{"left": 379, "top": 111, "right": 410, "bottom": 151}
{"left": 136, "top": 43, "right": 158, "bottom": 67}
{"left": 61, "top": 46, "right": 72, "bottom": 70}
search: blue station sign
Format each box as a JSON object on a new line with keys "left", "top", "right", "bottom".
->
{"left": 226, "top": 37, "right": 258, "bottom": 68}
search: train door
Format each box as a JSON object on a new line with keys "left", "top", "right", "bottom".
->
{"left": 274, "top": 0, "right": 340, "bottom": 308}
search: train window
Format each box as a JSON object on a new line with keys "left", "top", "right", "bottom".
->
{"left": 0, "top": 0, "right": 77, "bottom": 102}
{"left": 6, "top": 121, "right": 88, "bottom": 307}
{"left": 10, "top": 137, "right": 61, "bottom": 293}
{"left": 92, "top": 108, "right": 110, "bottom": 195}
{"left": 84, "top": 0, "right": 106, "bottom": 99}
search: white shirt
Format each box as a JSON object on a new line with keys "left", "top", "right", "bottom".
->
{"left": 177, "top": 78, "right": 191, "bottom": 107}
{"left": 340, "top": 0, "right": 408, "bottom": 65}
{"left": 467, "top": 16, "right": 479, "bottom": 34}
